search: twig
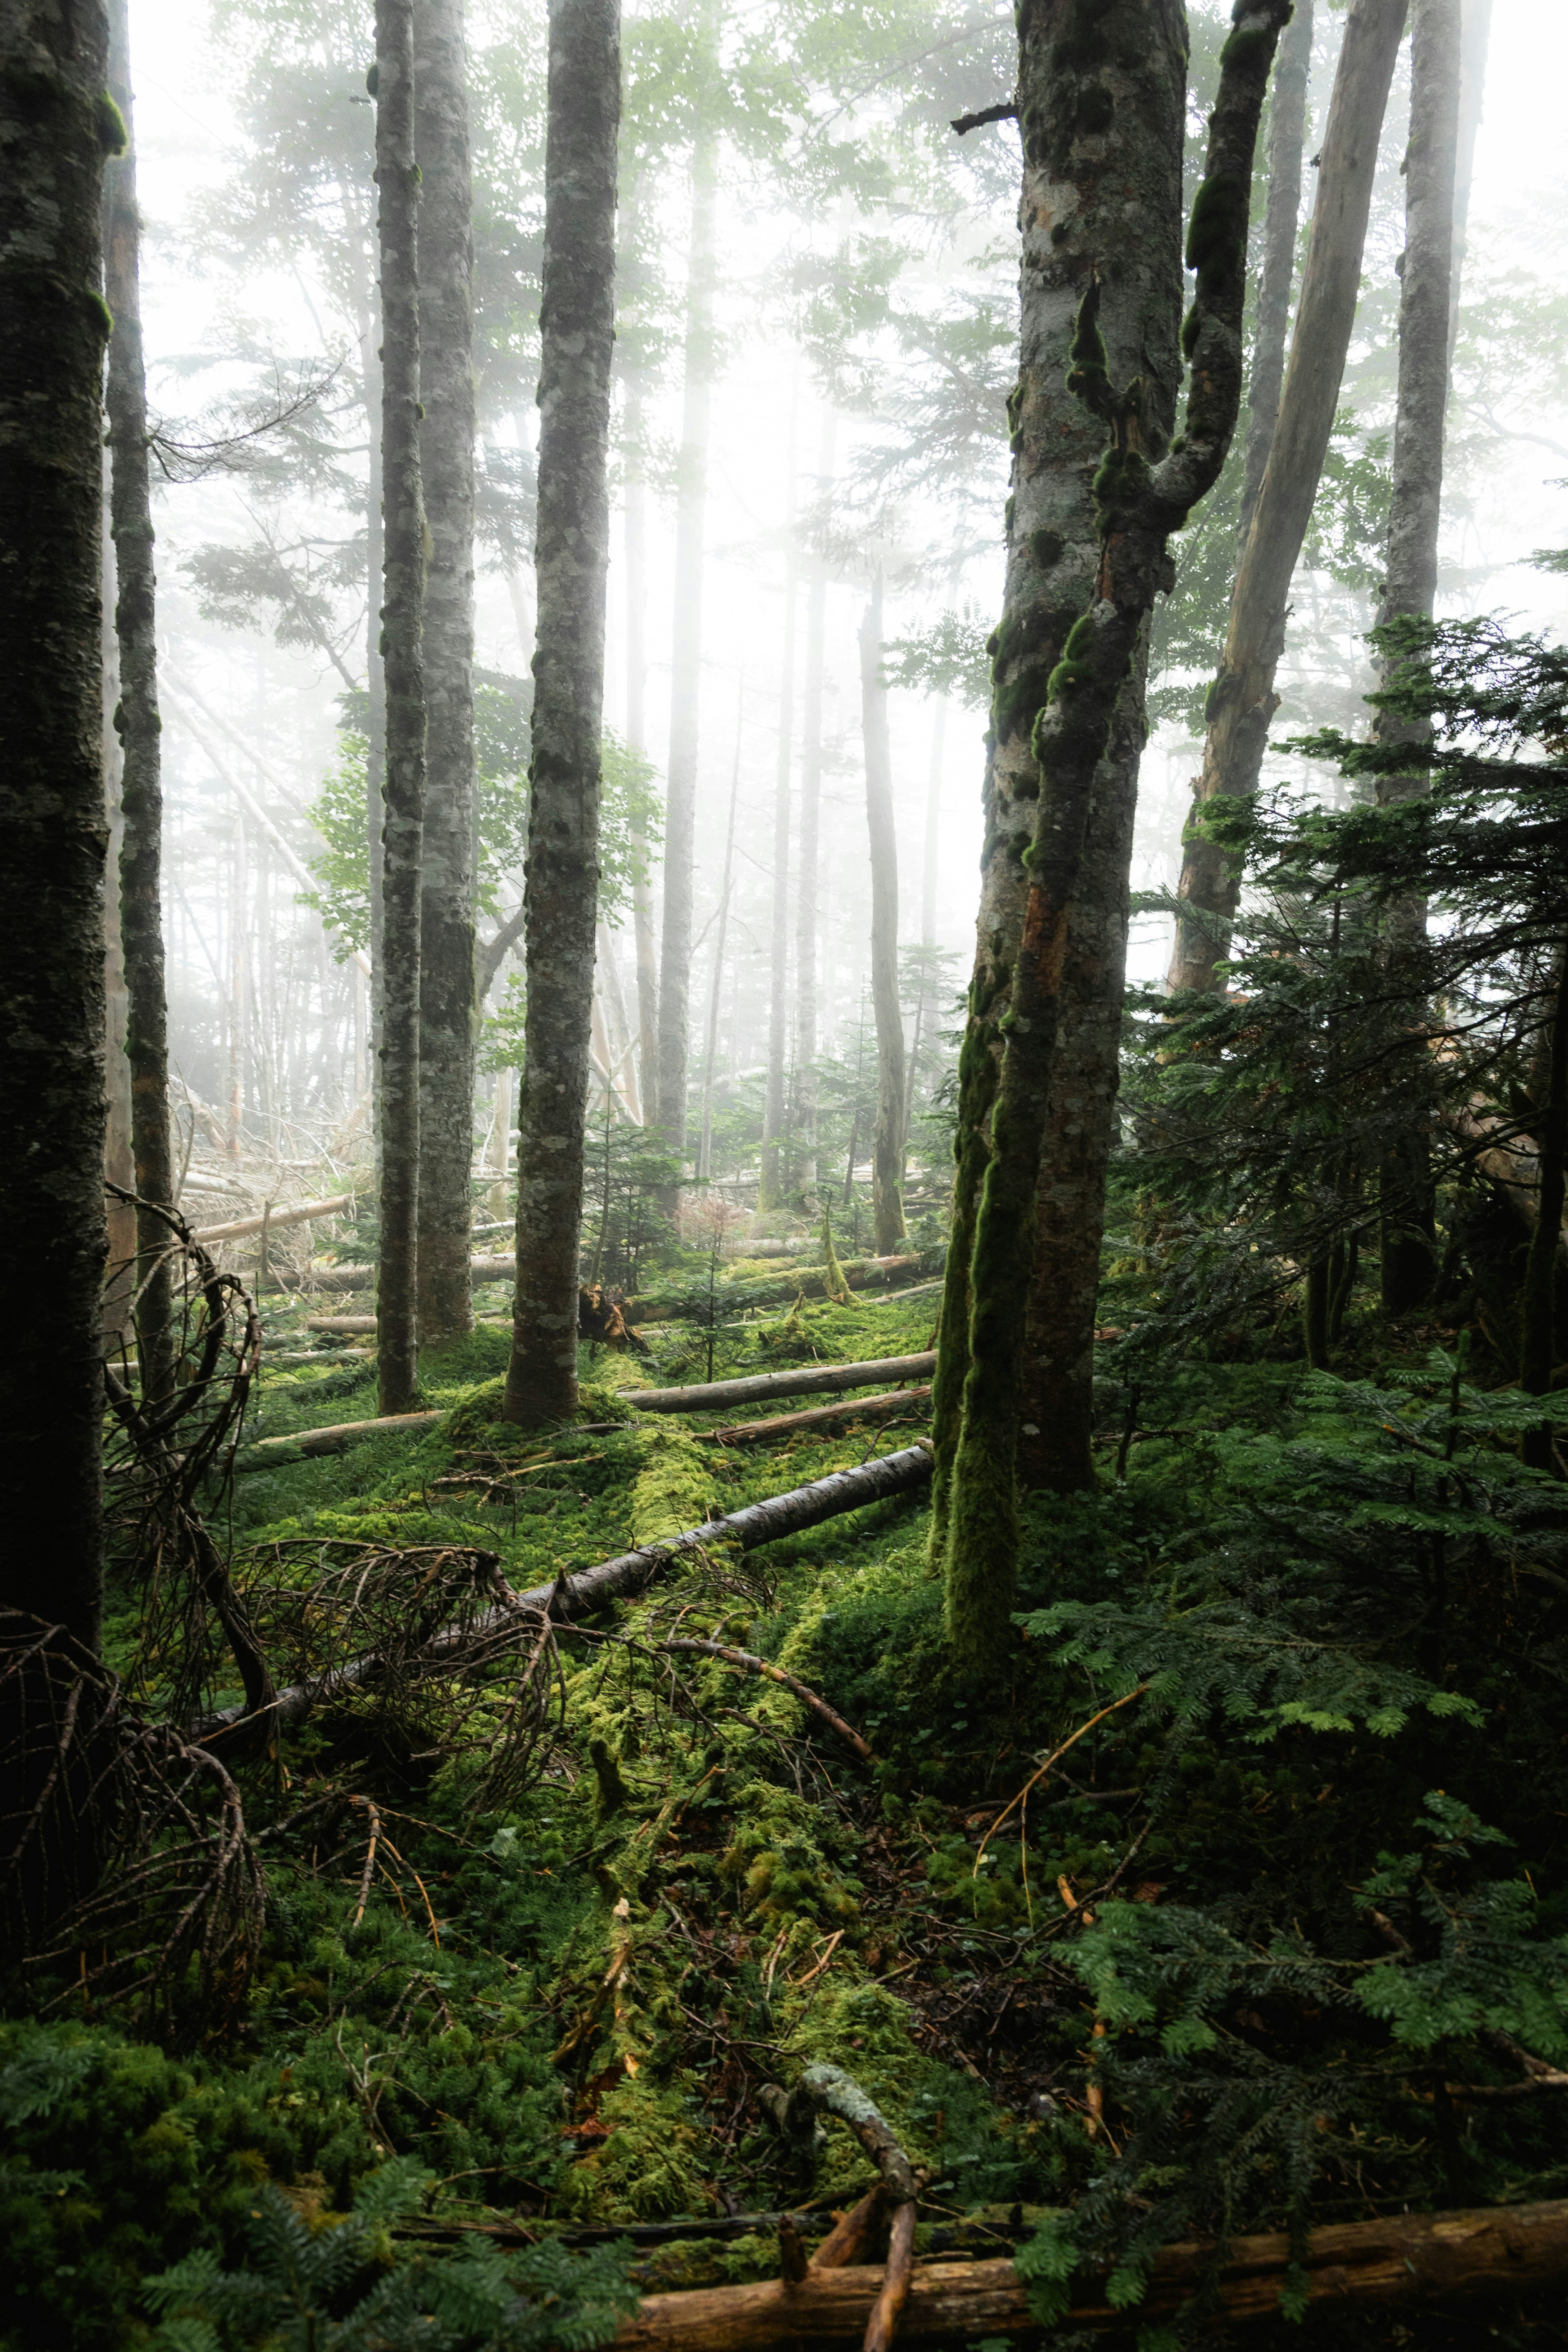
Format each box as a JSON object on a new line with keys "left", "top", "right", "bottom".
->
{"left": 659, "top": 1639, "right": 873, "bottom": 1760}
{"left": 973, "top": 1684, "right": 1151, "bottom": 1878}
{"left": 949, "top": 98, "right": 1017, "bottom": 135}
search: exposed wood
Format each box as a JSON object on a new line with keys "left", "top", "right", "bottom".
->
{"left": 712, "top": 1385, "right": 931, "bottom": 1446}
{"left": 613, "top": 2196, "right": 1568, "bottom": 2347}
{"left": 191, "top": 1194, "right": 355, "bottom": 1244}
{"left": 200, "top": 1442, "right": 933, "bottom": 1741}
{"left": 244, "top": 1410, "right": 444, "bottom": 1460}
{"left": 621, "top": 1353, "right": 934, "bottom": 1414}
{"left": 305, "top": 1316, "right": 379, "bottom": 1336}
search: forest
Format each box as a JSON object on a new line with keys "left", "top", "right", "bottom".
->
{"left": 4, "top": 0, "right": 1568, "bottom": 2343}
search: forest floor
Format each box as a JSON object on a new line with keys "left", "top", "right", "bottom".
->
{"left": 7, "top": 1233, "right": 1568, "bottom": 2349}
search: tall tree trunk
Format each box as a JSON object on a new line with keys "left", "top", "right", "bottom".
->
{"left": 101, "top": 500, "right": 137, "bottom": 1338}
{"left": 0, "top": 0, "right": 114, "bottom": 1650}
{"left": 414, "top": 0, "right": 478, "bottom": 1348}
{"left": 102, "top": 0, "right": 175, "bottom": 1404}
{"left": 1446, "top": 0, "right": 1491, "bottom": 368}
{"left": 860, "top": 578, "right": 906, "bottom": 1259}
{"left": 501, "top": 0, "right": 619, "bottom": 1428}
{"left": 1372, "top": 0, "right": 1461, "bottom": 1316}
{"left": 654, "top": 97, "right": 718, "bottom": 1180}
{"left": 1521, "top": 944, "right": 1568, "bottom": 1475}
{"left": 1016, "top": 640, "right": 1149, "bottom": 1493}
{"left": 363, "top": 316, "right": 386, "bottom": 1114}
{"left": 1166, "top": 0, "right": 1407, "bottom": 997}
{"left": 1237, "top": 0, "right": 1314, "bottom": 546}
{"left": 697, "top": 713, "right": 742, "bottom": 1185}
{"left": 374, "top": 0, "right": 428, "bottom": 1418}
{"left": 793, "top": 406, "right": 834, "bottom": 1200}
{"left": 624, "top": 368, "right": 659, "bottom": 1123}
{"left": 920, "top": 697, "right": 945, "bottom": 947}
{"left": 943, "top": 0, "right": 1288, "bottom": 1662}
{"left": 760, "top": 414, "right": 797, "bottom": 1213}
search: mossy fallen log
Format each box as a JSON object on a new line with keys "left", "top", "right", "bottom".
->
{"left": 621, "top": 1352, "right": 935, "bottom": 1414}
{"left": 241, "top": 1409, "right": 443, "bottom": 1463}
{"left": 623, "top": 1255, "right": 924, "bottom": 1325}
{"left": 612, "top": 2196, "right": 1568, "bottom": 2347}
{"left": 712, "top": 1386, "right": 931, "bottom": 1445}
{"left": 200, "top": 1441, "right": 933, "bottom": 1744}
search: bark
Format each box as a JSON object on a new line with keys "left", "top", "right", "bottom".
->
{"left": 245, "top": 1409, "right": 444, "bottom": 1461}
{"left": 1520, "top": 944, "right": 1568, "bottom": 1470}
{"left": 621, "top": 1350, "right": 935, "bottom": 1414}
{"left": 760, "top": 412, "right": 797, "bottom": 1212}
{"left": 374, "top": 0, "right": 428, "bottom": 1419}
{"left": 203, "top": 1441, "right": 933, "bottom": 1741}
{"left": 0, "top": 0, "right": 114, "bottom": 1653}
{"left": 1446, "top": 0, "right": 1491, "bottom": 368}
{"left": 860, "top": 578, "right": 906, "bottom": 1257}
{"left": 102, "top": 0, "right": 174, "bottom": 1404}
{"left": 944, "top": 0, "right": 1288, "bottom": 1662}
{"left": 712, "top": 1385, "right": 931, "bottom": 1446}
{"left": 793, "top": 407, "right": 834, "bottom": 1196}
{"left": 696, "top": 724, "right": 741, "bottom": 1185}
{"left": 654, "top": 93, "right": 718, "bottom": 1176}
{"left": 623, "top": 368, "right": 659, "bottom": 1122}
{"left": 101, "top": 508, "right": 137, "bottom": 1338}
{"left": 1237, "top": 0, "right": 1314, "bottom": 547}
{"left": 1015, "top": 644, "right": 1148, "bottom": 1492}
{"left": 612, "top": 2198, "right": 1568, "bottom": 2347}
{"left": 1371, "top": 0, "right": 1461, "bottom": 1316}
{"left": 414, "top": 0, "right": 478, "bottom": 1348}
{"left": 501, "top": 0, "right": 619, "bottom": 1428}
{"left": 920, "top": 697, "right": 945, "bottom": 946}
{"left": 1167, "top": 0, "right": 1408, "bottom": 996}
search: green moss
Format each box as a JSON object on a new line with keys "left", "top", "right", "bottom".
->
{"left": 1046, "top": 612, "right": 1098, "bottom": 702}
{"left": 555, "top": 2078, "right": 709, "bottom": 2223}
{"left": 1092, "top": 445, "right": 1150, "bottom": 517}
{"left": 630, "top": 1424, "right": 713, "bottom": 1546}
{"left": 96, "top": 90, "right": 128, "bottom": 156}
{"left": 1185, "top": 170, "right": 1248, "bottom": 283}
{"left": 1219, "top": 20, "right": 1276, "bottom": 74}
{"left": 1064, "top": 283, "right": 1113, "bottom": 419}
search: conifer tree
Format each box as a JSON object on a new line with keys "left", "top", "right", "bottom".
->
{"left": 102, "top": 0, "right": 175, "bottom": 1405}
{"left": 374, "top": 0, "right": 428, "bottom": 1417}
{"left": 0, "top": 0, "right": 117, "bottom": 1649}
{"left": 503, "top": 0, "right": 620, "bottom": 1428}
{"left": 860, "top": 575, "right": 906, "bottom": 1257}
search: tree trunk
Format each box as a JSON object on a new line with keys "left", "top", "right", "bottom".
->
{"left": 501, "top": 0, "right": 619, "bottom": 1429}
{"left": 101, "top": 501, "right": 137, "bottom": 1339}
{"left": 696, "top": 717, "right": 741, "bottom": 1185}
{"left": 793, "top": 407, "right": 834, "bottom": 1200}
{"left": 1015, "top": 642, "right": 1149, "bottom": 1492}
{"left": 920, "top": 696, "right": 945, "bottom": 947}
{"left": 1371, "top": 0, "right": 1460, "bottom": 1317}
{"left": 102, "top": 0, "right": 175, "bottom": 1406}
{"left": 0, "top": 0, "right": 114, "bottom": 1652}
{"left": 654, "top": 94, "right": 718, "bottom": 1181}
{"left": 943, "top": 0, "right": 1288, "bottom": 1662}
{"left": 760, "top": 412, "right": 797, "bottom": 1213}
{"left": 374, "top": 0, "right": 428, "bottom": 1418}
{"left": 622, "top": 1351, "right": 934, "bottom": 1413}
{"left": 624, "top": 368, "right": 659, "bottom": 1123}
{"left": 1520, "top": 944, "right": 1568, "bottom": 1472}
{"left": 1166, "top": 0, "right": 1408, "bottom": 997}
{"left": 1446, "top": 0, "right": 1492, "bottom": 368}
{"left": 860, "top": 579, "right": 906, "bottom": 1258}
{"left": 1236, "top": 0, "right": 1314, "bottom": 548}
{"left": 414, "top": 0, "right": 478, "bottom": 1349}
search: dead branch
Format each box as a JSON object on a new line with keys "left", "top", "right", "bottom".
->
{"left": 622, "top": 1353, "right": 935, "bottom": 1415}
{"left": 613, "top": 2196, "right": 1568, "bottom": 2346}
{"left": 712, "top": 1387, "right": 931, "bottom": 1445}
{"left": 243, "top": 1409, "right": 444, "bottom": 1462}
{"left": 660, "top": 1641, "right": 873, "bottom": 1760}
{"left": 950, "top": 98, "right": 1017, "bottom": 134}
{"left": 189, "top": 1192, "right": 354, "bottom": 1243}
{"left": 761, "top": 2064, "right": 920, "bottom": 2352}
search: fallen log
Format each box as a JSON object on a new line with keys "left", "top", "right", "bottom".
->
{"left": 189, "top": 1192, "right": 355, "bottom": 1245}
{"left": 200, "top": 1442, "right": 933, "bottom": 1742}
{"left": 624, "top": 1256, "right": 923, "bottom": 1325}
{"left": 308, "top": 1251, "right": 517, "bottom": 1294}
{"left": 242, "top": 1410, "right": 444, "bottom": 1462}
{"left": 1452, "top": 1100, "right": 1568, "bottom": 1264}
{"left": 712, "top": 1386, "right": 931, "bottom": 1446}
{"left": 761, "top": 2065, "right": 918, "bottom": 2352}
{"left": 621, "top": 1353, "right": 935, "bottom": 1414}
{"left": 305, "top": 1316, "right": 378, "bottom": 1336}
{"left": 612, "top": 2196, "right": 1568, "bottom": 2348}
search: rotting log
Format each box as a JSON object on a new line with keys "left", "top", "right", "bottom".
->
{"left": 305, "top": 1316, "right": 379, "bottom": 1336}
{"left": 199, "top": 1441, "right": 934, "bottom": 1743}
{"left": 243, "top": 1410, "right": 443, "bottom": 1461}
{"left": 622, "top": 1353, "right": 935, "bottom": 1414}
{"left": 624, "top": 1255, "right": 923, "bottom": 1325}
{"left": 713, "top": 1387, "right": 931, "bottom": 1446}
{"left": 189, "top": 1194, "right": 355, "bottom": 1245}
{"left": 612, "top": 2196, "right": 1568, "bottom": 2348}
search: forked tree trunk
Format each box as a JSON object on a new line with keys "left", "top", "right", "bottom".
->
{"left": 1166, "top": 0, "right": 1408, "bottom": 996}
{"left": 414, "top": 0, "right": 479, "bottom": 1349}
{"left": 793, "top": 406, "right": 835, "bottom": 1198}
{"left": 501, "top": 0, "right": 619, "bottom": 1428}
{"left": 943, "top": 0, "right": 1288, "bottom": 1661}
{"left": 374, "top": 0, "right": 428, "bottom": 1417}
{"left": 655, "top": 81, "right": 718, "bottom": 1180}
{"left": 103, "top": 0, "right": 176, "bottom": 1406}
{"left": 0, "top": 0, "right": 114, "bottom": 1650}
{"left": 860, "top": 579, "right": 906, "bottom": 1259}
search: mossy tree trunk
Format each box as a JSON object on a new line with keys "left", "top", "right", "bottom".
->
{"left": 0, "top": 0, "right": 116, "bottom": 1651}
{"left": 414, "top": 0, "right": 478, "bottom": 1349}
{"left": 102, "top": 0, "right": 175, "bottom": 1406}
{"left": 501, "top": 0, "right": 619, "bottom": 1428}
{"left": 1372, "top": 0, "right": 1461, "bottom": 1316}
{"left": 1166, "top": 0, "right": 1407, "bottom": 998}
{"left": 860, "top": 577, "right": 906, "bottom": 1260}
{"left": 1237, "top": 0, "right": 1314, "bottom": 546}
{"left": 100, "top": 485, "right": 137, "bottom": 1341}
{"left": 792, "top": 405, "right": 835, "bottom": 1202}
{"left": 943, "top": 0, "right": 1292, "bottom": 1664}
{"left": 374, "top": 0, "right": 428, "bottom": 1418}
{"left": 654, "top": 79, "right": 718, "bottom": 1186}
